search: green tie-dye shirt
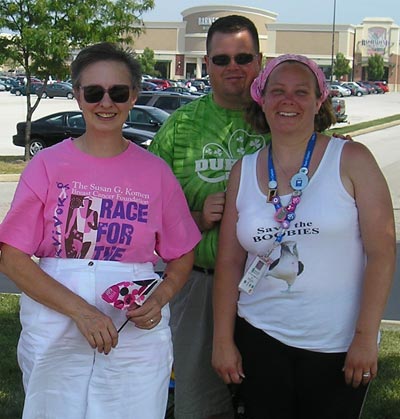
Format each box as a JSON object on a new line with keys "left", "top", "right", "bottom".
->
{"left": 149, "top": 94, "right": 270, "bottom": 269}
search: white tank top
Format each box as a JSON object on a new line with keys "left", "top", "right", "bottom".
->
{"left": 236, "top": 137, "right": 365, "bottom": 352}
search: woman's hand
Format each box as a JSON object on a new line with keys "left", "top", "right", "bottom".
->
{"left": 212, "top": 341, "right": 244, "bottom": 385}
{"left": 72, "top": 306, "right": 118, "bottom": 355}
{"left": 125, "top": 295, "right": 163, "bottom": 329}
{"left": 343, "top": 333, "right": 378, "bottom": 388}
{"left": 332, "top": 132, "right": 353, "bottom": 141}
{"left": 0, "top": 245, "right": 119, "bottom": 354}
{"left": 126, "top": 251, "right": 195, "bottom": 329}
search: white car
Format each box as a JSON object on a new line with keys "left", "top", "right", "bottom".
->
{"left": 329, "top": 84, "right": 352, "bottom": 97}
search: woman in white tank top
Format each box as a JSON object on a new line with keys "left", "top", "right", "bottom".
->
{"left": 212, "top": 54, "right": 395, "bottom": 419}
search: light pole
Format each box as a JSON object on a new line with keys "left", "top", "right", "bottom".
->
{"left": 330, "top": 0, "right": 337, "bottom": 82}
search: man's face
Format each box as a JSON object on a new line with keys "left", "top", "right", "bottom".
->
{"left": 205, "top": 30, "right": 261, "bottom": 110}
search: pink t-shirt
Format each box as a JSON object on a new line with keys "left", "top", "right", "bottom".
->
{"left": 0, "top": 139, "right": 200, "bottom": 263}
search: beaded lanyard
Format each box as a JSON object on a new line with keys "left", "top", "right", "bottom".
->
{"left": 237, "top": 133, "right": 317, "bottom": 295}
{"left": 267, "top": 132, "right": 317, "bottom": 246}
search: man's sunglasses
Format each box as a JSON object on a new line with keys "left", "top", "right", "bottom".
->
{"left": 80, "top": 84, "right": 132, "bottom": 103}
{"left": 210, "top": 53, "right": 257, "bottom": 66}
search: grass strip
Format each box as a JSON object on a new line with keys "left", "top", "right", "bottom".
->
{"left": 326, "top": 113, "right": 400, "bottom": 136}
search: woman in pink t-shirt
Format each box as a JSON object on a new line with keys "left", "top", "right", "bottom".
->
{"left": 0, "top": 43, "right": 200, "bottom": 419}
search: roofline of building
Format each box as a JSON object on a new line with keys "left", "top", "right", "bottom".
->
{"left": 181, "top": 4, "right": 278, "bottom": 21}
{"left": 142, "top": 21, "right": 186, "bottom": 29}
{"left": 268, "top": 23, "right": 356, "bottom": 32}
{"left": 362, "top": 17, "right": 395, "bottom": 23}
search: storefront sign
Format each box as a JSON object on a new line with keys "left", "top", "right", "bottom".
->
{"left": 361, "top": 27, "right": 388, "bottom": 55}
{"left": 198, "top": 16, "right": 218, "bottom": 27}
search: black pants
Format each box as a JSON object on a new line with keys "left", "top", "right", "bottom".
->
{"left": 234, "top": 317, "right": 368, "bottom": 419}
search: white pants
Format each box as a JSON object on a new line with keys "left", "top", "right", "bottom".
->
{"left": 18, "top": 258, "right": 173, "bottom": 419}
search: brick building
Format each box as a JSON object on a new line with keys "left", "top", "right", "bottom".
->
{"left": 133, "top": 5, "right": 400, "bottom": 91}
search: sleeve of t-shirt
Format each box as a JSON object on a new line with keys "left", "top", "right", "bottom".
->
{"left": 155, "top": 165, "right": 201, "bottom": 262}
{"left": 148, "top": 111, "right": 177, "bottom": 167}
{"left": 0, "top": 157, "right": 48, "bottom": 255}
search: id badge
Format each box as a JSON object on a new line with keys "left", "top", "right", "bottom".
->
{"left": 238, "top": 256, "right": 270, "bottom": 295}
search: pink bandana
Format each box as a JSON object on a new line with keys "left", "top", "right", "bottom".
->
{"left": 250, "top": 54, "right": 329, "bottom": 105}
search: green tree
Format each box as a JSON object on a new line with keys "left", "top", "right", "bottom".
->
{"left": 368, "top": 54, "right": 385, "bottom": 81}
{"left": 137, "top": 46, "right": 159, "bottom": 76}
{"left": 0, "top": 0, "right": 154, "bottom": 160}
{"left": 333, "top": 52, "right": 351, "bottom": 81}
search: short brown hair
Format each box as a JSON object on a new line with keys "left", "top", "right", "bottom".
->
{"left": 71, "top": 42, "right": 141, "bottom": 90}
{"left": 206, "top": 15, "right": 260, "bottom": 55}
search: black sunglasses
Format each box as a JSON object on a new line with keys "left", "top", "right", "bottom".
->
{"left": 210, "top": 53, "right": 257, "bottom": 66}
{"left": 80, "top": 84, "right": 132, "bottom": 103}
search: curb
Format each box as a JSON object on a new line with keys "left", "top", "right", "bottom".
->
{"left": 0, "top": 173, "right": 20, "bottom": 182}
{"left": 381, "top": 319, "right": 400, "bottom": 330}
{"left": 348, "top": 120, "right": 400, "bottom": 137}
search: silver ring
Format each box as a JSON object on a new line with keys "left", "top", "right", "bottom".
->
{"left": 149, "top": 318, "right": 154, "bottom": 324}
{"left": 362, "top": 372, "right": 371, "bottom": 378}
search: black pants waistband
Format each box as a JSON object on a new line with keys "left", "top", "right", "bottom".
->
{"left": 193, "top": 265, "right": 214, "bottom": 275}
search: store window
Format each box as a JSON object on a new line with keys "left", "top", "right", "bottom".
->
{"left": 186, "top": 63, "right": 196, "bottom": 79}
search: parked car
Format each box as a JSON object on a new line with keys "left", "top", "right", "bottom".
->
{"left": 0, "top": 77, "right": 18, "bottom": 91}
{"left": 371, "top": 84, "right": 384, "bottom": 94}
{"left": 327, "top": 84, "right": 339, "bottom": 97}
{"left": 187, "top": 79, "right": 206, "bottom": 92}
{"left": 39, "top": 82, "right": 75, "bottom": 99}
{"left": 372, "top": 81, "right": 389, "bottom": 93}
{"left": 146, "top": 78, "right": 171, "bottom": 90}
{"left": 357, "top": 81, "right": 382, "bottom": 94}
{"left": 10, "top": 82, "right": 74, "bottom": 99}
{"left": 10, "top": 83, "right": 44, "bottom": 96}
{"left": 340, "top": 82, "right": 364, "bottom": 97}
{"left": 361, "top": 81, "right": 384, "bottom": 94}
{"left": 331, "top": 97, "right": 347, "bottom": 123}
{"left": 135, "top": 91, "right": 198, "bottom": 113}
{"left": 125, "top": 105, "right": 170, "bottom": 132}
{"left": 14, "top": 75, "right": 42, "bottom": 85}
{"left": 163, "top": 86, "right": 203, "bottom": 96}
{"left": 13, "top": 111, "right": 154, "bottom": 156}
{"left": 141, "top": 81, "right": 160, "bottom": 91}
{"left": 328, "top": 84, "right": 351, "bottom": 97}
{"left": 174, "top": 79, "right": 188, "bottom": 87}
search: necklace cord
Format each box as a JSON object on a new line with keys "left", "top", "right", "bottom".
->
{"left": 267, "top": 132, "right": 317, "bottom": 243}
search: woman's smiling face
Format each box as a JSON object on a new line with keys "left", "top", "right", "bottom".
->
{"left": 262, "top": 62, "right": 323, "bottom": 134}
{"left": 75, "top": 60, "right": 137, "bottom": 135}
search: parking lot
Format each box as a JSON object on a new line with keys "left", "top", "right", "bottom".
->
{"left": 0, "top": 93, "right": 78, "bottom": 155}
{"left": 333, "top": 91, "right": 400, "bottom": 125}
{"left": 1, "top": 90, "right": 400, "bottom": 156}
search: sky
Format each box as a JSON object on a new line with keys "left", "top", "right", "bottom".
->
{"left": 141, "top": 0, "right": 400, "bottom": 26}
